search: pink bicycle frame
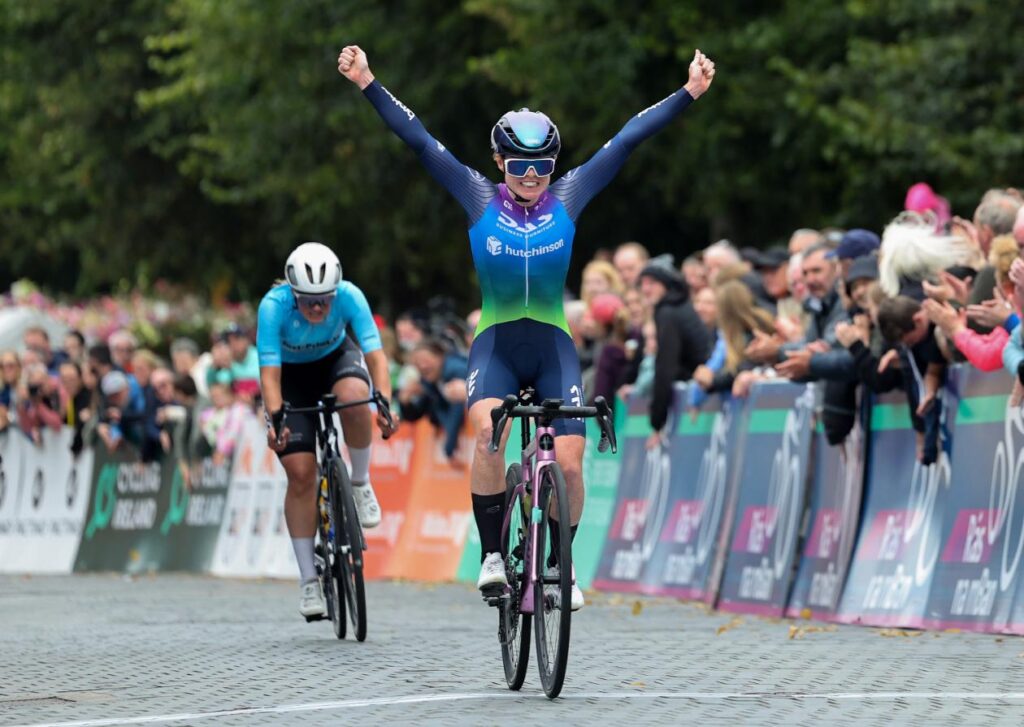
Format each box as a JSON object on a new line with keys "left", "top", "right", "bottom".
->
{"left": 502, "top": 423, "right": 559, "bottom": 615}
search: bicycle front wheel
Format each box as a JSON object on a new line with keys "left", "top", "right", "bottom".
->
{"left": 500, "top": 463, "right": 531, "bottom": 690}
{"left": 533, "top": 462, "right": 572, "bottom": 699}
{"left": 331, "top": 459, "right": 367, "bottom": 642}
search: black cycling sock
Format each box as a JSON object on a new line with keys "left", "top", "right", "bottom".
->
{"left": 546, "top": 521, "right": 579, "bottom": 568}
{"left": 473, "top": 493, "right": 506, "bottom": 562}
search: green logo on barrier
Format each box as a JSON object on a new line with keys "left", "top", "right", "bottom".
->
{"left": 84, "top": 464, "right": 118, "bottom": 540}
{"left": 160, "top": 467, "right": 189, "bottom": 535}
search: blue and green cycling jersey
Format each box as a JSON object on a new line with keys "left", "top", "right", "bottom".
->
{"left": 256, "top": 282, "right": 382, "bottom": 367}
{"left": 362, "top": 81, "right": 695, "bottom": 336}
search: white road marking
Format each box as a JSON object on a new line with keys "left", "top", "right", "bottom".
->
{"left": 15, "top": 690, "right": 1024, "bottom": 727}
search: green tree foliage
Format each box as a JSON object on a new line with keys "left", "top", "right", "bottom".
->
{"left": 1, "top": 0, "right": 1022, "bottom": 309}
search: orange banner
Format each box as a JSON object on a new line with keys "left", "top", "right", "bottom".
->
{"left": 386, "top": 420, "right": 475, "bottom": 581}
{"left": 361, "top": 424, "right": 417, "bottom": 579}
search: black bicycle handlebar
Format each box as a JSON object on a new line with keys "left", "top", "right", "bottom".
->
{"left": 488, "top": 394, "right": 617, "bottom": 455}
{"left": 276, "top": 390, "right": 395, "bottom": 441}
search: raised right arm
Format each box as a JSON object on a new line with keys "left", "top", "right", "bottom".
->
{"left": 340, "top": 46, "right": 493, "bottom": 222}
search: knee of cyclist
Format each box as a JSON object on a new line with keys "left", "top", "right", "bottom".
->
{"left": 336, "top": 378, "right": 370, "bottom": 402}
{"left": 285, "top": 467, "right": 318, "bottom": 496}
{"left": 560, "top": 459, "right": 583, "bottom": 487}
{"left": 475, "top": 426, "right": 498, "bottom": 457}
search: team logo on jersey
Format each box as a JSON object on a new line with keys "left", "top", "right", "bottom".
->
{"left": 497, "top": 211, "right": 555, "bottom": 235}
{"left": 467, "top": 369, "right": 479, "bottom": 398}
{"left": 487, "top": 236, "right": 502, "bottom": 256}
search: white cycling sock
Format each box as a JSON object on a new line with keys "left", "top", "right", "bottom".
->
{"left": 349, "top": 445, "right": 371, "bottom": 485}
{"left": 291, "top": 537, "right": 317, "bottom": 583}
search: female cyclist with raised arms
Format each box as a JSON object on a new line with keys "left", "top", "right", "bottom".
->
{"left": 338, "top": 46, "right": 715, "bottom": 610}
{"left": 258, "top": 242, "right": 396, "bottom": 619}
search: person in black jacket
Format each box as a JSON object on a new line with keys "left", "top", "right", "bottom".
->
{"left": 638, "top": 254, "right": 711, "bottom": 448}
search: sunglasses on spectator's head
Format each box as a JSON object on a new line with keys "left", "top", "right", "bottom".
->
{"left": 296, "top": 292, "right": 336, "bottom": 310}
{"left": 503, "top": 157, "right": 556, "bottom": 178}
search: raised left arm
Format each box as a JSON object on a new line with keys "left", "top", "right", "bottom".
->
{"left": 551, "top": 49, "right": 715, "bottom": 220}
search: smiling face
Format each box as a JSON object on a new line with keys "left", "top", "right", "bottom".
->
{"left": 494, "top": 154, "right": 551, "bottom": 205}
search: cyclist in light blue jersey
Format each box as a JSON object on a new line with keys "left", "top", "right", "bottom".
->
{"left": 258, "top": 242, "right": 396, "bottom": 619}
{"left": 339, "top": 45, "right": 715, "bottom": 609}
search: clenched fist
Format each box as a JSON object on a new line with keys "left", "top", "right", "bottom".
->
{"left": 338, "top": 45, "right": 374, "bottom": 90}
{"left": 684, "top": 49, "right": 716, "bottom": 99}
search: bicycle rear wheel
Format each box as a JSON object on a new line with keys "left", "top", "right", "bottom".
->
{"left": 500, "top": 463, "right": 531, "bottom": 690}
{"left": 533, "top": 462, "right": 572, "bottom": 699}
{"left": 332, "top": 459, "right": 367, "bottom": 642}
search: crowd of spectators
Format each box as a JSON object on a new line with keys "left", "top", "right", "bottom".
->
{"left": 0, "top": 321, "right": 263, "bottom": 487}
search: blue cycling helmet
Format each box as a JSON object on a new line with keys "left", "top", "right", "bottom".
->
{"left": 490, "top": 109, "right": 561, "bottom": 158}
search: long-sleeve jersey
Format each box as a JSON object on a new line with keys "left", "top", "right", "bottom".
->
{"left": 362, "top": 80, "right": 694, "bottom": 336}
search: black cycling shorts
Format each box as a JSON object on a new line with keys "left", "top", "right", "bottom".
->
{"left": 466, "top": 319, "right": 585, "bottom": 437}
{"left": 279, "top": 336, "right": 370, "bottom": 457}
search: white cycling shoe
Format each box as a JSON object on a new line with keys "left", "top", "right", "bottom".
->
{"left": 547, "top": 565, "right": 585, "bottom": 611}
{"left": 477, "top": 552, "right": 508, "bottom": 592}
{"left": 351, "top": 482, "right": 381, "bottom": 528}
{"left": 299, "top": 579, "right": 327, "bottom": 619}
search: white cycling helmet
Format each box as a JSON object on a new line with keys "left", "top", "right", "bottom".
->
{"left": 284, "top": 242, "right": 342, "bottom": 295}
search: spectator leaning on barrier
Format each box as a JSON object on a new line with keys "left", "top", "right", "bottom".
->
{"left": 967, "top": 188, "right": 1022, "bottom": 305}
{"left": 166, "top": 374, "right": 210, "bottom": 488}
{"left": 58, "top": 361, "right": 92, "bottom": 455}
{"left": 398, "top": 339, "right": 468, "bottom": 459}
{"left": 835, "top": 281, "right": 902, "bottom": 396}
{"left": 877, "top": 296, "right": 946, "bottom": 465}
{"left": 140, "top": 366, "right": 175, "bottom": 463}
{"left": 747, "top": 242, "right": 849, "bottom": 381}
{"left": 94, "top": 370, "right": 145, "bottom": 453}
{"left": 613, "top": 241, "right": 650, "bottom": 290}
{"left": 924, "top": 235, "right": 1020, "bottom": 372}
{"left": 16, "top": 362, "right": 62, "bottom": 446}
{"left": 695, "top": 280, "right": 773, "bottom": 399}
{"left": 639, "top": 254, "right": 711, "bottom": 447}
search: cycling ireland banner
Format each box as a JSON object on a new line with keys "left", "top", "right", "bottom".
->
{"left": 75, "top": 443, "right": 231, "bottom": 573}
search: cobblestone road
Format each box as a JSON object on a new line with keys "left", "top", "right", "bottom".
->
{"left": 3, "top": 576, "right": 1024, "bottom": 726}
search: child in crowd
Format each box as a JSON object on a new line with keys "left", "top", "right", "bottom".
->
{"left": 199, "top": 381, "right": 248, "bottom": 466}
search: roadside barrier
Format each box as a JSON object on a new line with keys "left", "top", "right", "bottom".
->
{"left": 5, "top": 366, "right": 1024, "bottom": 634}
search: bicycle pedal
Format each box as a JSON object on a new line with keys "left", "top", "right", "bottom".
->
{"left": 304, "top": 614, "right": 326, "bottom": 623}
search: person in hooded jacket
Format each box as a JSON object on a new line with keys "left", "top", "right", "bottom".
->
{"left": 638, "top": 254, "right": 711, "bottom": 448}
